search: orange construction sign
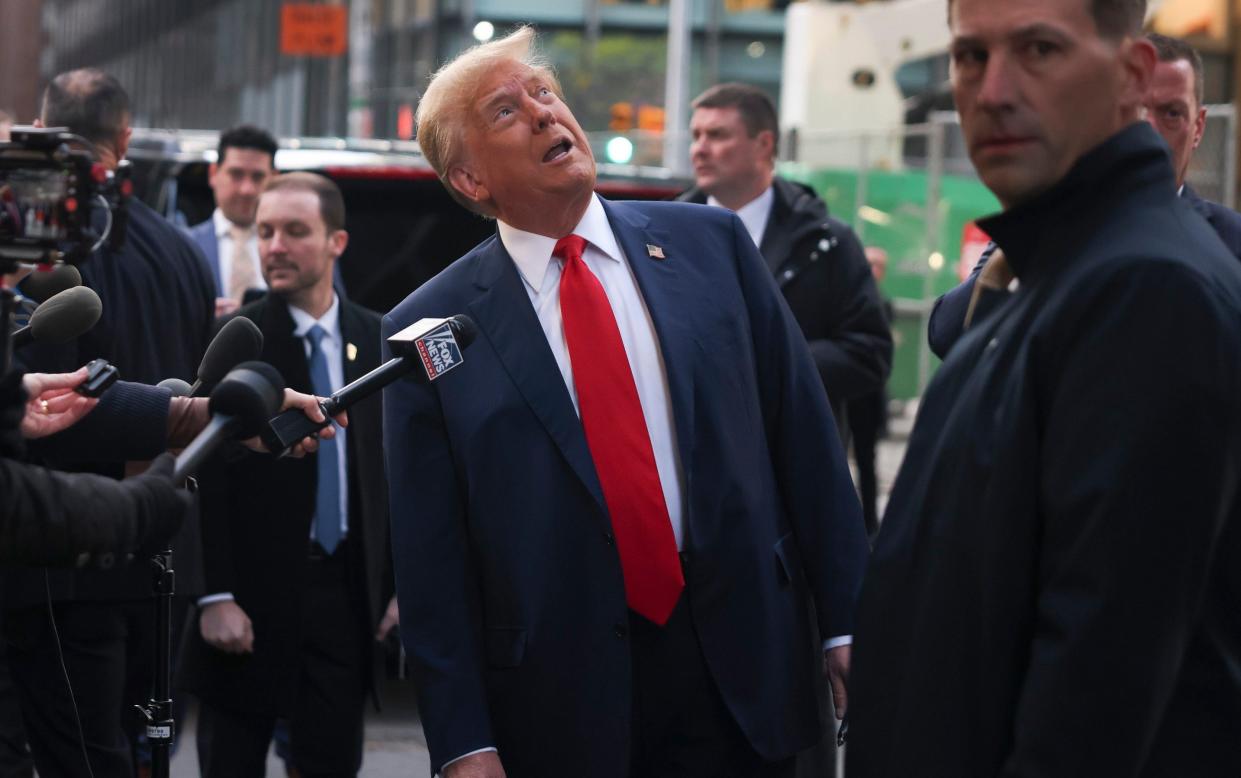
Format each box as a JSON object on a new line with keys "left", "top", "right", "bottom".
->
{"left": 280, "top": 3, "right": 347, "bottom": 57}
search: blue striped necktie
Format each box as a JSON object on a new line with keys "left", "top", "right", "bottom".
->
{"left": 306, "top": 324, "right": 342, "bottom": 554}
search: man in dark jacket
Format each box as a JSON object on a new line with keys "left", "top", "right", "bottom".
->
{"left": 178, "top": 173, "right": 393, "bottom": 778}
{"left": 678, "top": 83, "right": 892, "bottom": 436}
{"left": 3, "top": 68, "right": 217, "bottom": 778}
{"left": 929, "top": 30, "right": 1241, "bottom": 359}
{"left": 848, "top": 2, "right": 1241, "bottom": 777}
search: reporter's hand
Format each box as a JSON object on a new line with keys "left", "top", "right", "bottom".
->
{"left": 375, "top": 595, "right": 400, "bottom": 641}
{"left": 823, "top": 644, "right": 851, "bottom": 719}
{"left": 214, "top": 297, "right": 240, "bottom": 317}
{"left": 443, "top": 751, "right": 505, "bottom": 778}
{"left": 240, "top": 389, "right": 348, "bottom": 457}
{"left": 20, "top": 367, "right": 99, "bottom": 438}
{"left": 200, "top": 600, "right": 254, "bottom": 654}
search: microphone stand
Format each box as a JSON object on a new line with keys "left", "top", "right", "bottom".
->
{"left": 137, "top": 545, "right": 175, "bottom": 778}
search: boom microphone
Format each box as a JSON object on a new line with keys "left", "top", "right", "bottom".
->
{"left": 11, "top": 286, "right": 103, "bottom": 349}
{"left": 172, "top": 361, "right": 285, "bottom": 482}
{"left": 21, "top": 264, "right": 83, "bottom": 303}
{"left": 262, "top": 315, "right": 478, "bottom": 455}
{"left": 189, "top": 316, "right": 264, "bottom": 396}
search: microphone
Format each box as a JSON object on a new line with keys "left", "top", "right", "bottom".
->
{"left": 190, "top": 316, "right": 264, "bottom": 396}
{"left": 262, "top": 315, "right": 477, "bottom": 455}
{"left": 157, "top": 378, "right": 193, "bottom": 397}
{"left": 11, "top": 286, "right": 103, "bottom": 349}
{"left": 172, "top": 361, "right": 285, "bottom": 482}
{"left": 21, "top": 264, "right": 83, "bottom": 303}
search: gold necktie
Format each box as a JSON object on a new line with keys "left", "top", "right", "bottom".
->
{"left": 228, "top": 224, "right": 257, "bottom": 303}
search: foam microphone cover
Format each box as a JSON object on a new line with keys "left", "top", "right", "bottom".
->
{"left": 208, "top": 360, "right": 286, "bottom": 438}
{"left": 198, "top": 317, "right": 264, "bottom": 387}
{"left": 28, "top": 286, "right": 103, "bottom": 344}
{"left": 22, "top": 264, "right": 83, "bottom": 303}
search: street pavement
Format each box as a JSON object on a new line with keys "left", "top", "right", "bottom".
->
{"left": 167, "top": 405, "right": 916, "bottom": 777}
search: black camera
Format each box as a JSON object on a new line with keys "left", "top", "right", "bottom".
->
{"left": 0, "top": 126, "right": 131, "bottom": 270}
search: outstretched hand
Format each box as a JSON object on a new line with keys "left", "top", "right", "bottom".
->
{"left": 21, "top": 367, "right": 99, "bottom": 439}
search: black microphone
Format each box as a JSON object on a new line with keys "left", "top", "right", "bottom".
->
{"left": 262, "top": 315, "right": 478, "bottom": 455}
{"left": 172, "top": 361, "right": 285, "bottom": 482}
{"left": 189, "top": 316, "right": 264, "bottom": 396}
{"left": 11, "top": 286, "right": 103, "bottom": 349}
{"left": 21, "top": 264, "right": 83, "bottom": 303}
{"left": 157, "top": 378, "right": 192, "bottom": 397}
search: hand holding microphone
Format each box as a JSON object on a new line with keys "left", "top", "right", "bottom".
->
{"left": 262, "top": 315, "right": 478, "bottom": 455}
{"left": 172, "top": 361, "right": 286, "bottom": 482}
{"left": 19, "top": 366, "right": 100, "bottom": 439}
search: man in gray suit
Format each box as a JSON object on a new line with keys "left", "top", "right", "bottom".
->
{"left": 188, "top": 125, "right": 278, "bottom": 316}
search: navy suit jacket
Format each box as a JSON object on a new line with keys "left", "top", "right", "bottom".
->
{"left": 382, "top": 199, "right": 869, "bottom": 777}
{"left": 1183, "top": 184, "right": 1241, "bottom": 260}
{"left": 187, "top": 218, "right": 224, "bottom": 292}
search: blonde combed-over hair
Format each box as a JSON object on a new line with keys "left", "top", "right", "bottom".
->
{"left": 416, "top": 26, "right": 563, "bottom": 215}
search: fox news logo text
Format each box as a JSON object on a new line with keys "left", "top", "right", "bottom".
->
{"left": 415, "top": 323, "right": 464, "bottom": 381}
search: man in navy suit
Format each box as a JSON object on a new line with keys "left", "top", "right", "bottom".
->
{"left": 382, "top": 26, "right": 868, "bottom": 778}
{"left": 188, "top": 124, "right": 278, "bottom": 317}
{"left": 928, "top": 31, "right": 1241, "bottom": 359}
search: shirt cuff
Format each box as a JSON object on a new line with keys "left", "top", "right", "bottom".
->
{"left": 440, "top": 747, "right": 498, "bottom": 776}
{"left": 823, "top": 635, "right": 853, "bottom": 651}
{"left": 197, "top": 593, "right": 235, "bottom": 608}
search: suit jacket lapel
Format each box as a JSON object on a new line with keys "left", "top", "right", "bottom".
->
{"left": 600, "top": 199, "right": 697, "bottom": 499}
{"left": 256, "top": 296, "right": 313, "bottom": 395}
{"left": 337, "top": 300, "right": 374, "bottom": 386}
{"left": 758, "top": 188, "right": 794, "bottom": 275}
{"left": 467, "top": 238, "right": 607, "bottom": 511}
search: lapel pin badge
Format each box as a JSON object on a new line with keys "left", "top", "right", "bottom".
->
{"left": 346, "top": 343, "right": 358, "bottom": 362}
{"left": 646, "top": 244, "right": 666, "bottom": 260}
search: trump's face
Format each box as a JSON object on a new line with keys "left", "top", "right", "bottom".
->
{"left": 950, "top": 0, "right": 1152, "bottom": 208}
{"left": 449, "top": 59, "right": 595, "bottom": 228}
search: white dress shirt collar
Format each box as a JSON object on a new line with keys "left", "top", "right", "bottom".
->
{"left": 708, "top": 185, "right": 774, "bottom": 248}
{"left": 497, "top": 194, "right": 624, "bottom": 294}
{"left": 287, "top": 293, "right": 342, "bottom": 342}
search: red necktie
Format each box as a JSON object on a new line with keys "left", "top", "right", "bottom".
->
{"left": 555, "top": 234, "right": 684, "bottom": 625}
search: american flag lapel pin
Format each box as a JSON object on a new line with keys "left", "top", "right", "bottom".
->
{"left": 646, "top": 244, "right": 666, "bottom": 260}
{"left": 346, "top": 343, "right": 358, "bottom": 362}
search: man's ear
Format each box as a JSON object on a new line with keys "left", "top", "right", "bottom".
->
{"left": 1121, "top": 37, "right": 1158, "bottom": 110}
{"left": 447, "top": 164, "right": 489, "bottom": 207}
{"left": 757, "top": 129, "right": 776, "bottom": 160}
{"left": 330, "top": 229, "right": 349, "bottom": 258}
{"left": 114, "top": 126, "right": 132, "bottom": 160}
{"left": 1192, "top": 106, "right": 1207, "bottom": 151}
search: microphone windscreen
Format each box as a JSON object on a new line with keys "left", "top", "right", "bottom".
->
{"left": 157, "top": 378, "right": 193, "bottom": 397}
{"left": 209, "top": 360, "right": 286, "bottom": 438}
{"left": 27, "top": 286, "right": 103, "bottom": 345}
{"left": 198, "top": 317, "right": 264, "bottom": 387}
{"left": 449, "top": 315, "right": 479, "bottom": 349}
{"left": 22, "top": 264, "right": 82, "bottom": 303}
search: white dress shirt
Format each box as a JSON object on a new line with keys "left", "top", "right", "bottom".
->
{"left": 498, "top": 193, "right": 685, "bottom": 548}
{"left": 198, "top": 295, "right": 349, "bottom": 608}
{"left": 708, "top": 185, "right": 774, "bottom": 248}
{"left": 212, "top": 208, "right": 267, "bottom": 295}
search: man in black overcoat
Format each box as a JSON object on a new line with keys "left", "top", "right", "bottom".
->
{"left": 848, "top": 1, "right": 1241, "bottom": 776}
{"left": 677, "top": 83, "right": 892, "bottom": 436}
{"left": 178, "top": 172, "right": 395, "bottom": 777}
